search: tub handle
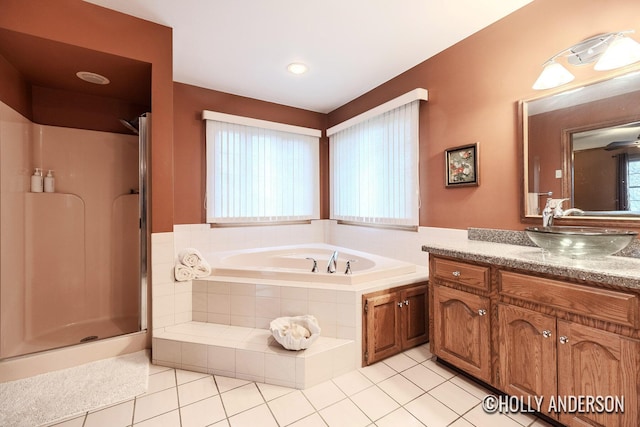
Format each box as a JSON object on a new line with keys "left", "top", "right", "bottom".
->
{"left": 345, "top": 259, "right": 356, "bottom": 275}
{"left": 305, "top": 257, "right": 318, "bottom": 273}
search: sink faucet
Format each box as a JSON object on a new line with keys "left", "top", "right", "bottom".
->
{"left": 327, "top": 251, "right": 338, "bottom": 273}
{"left": 542, "top": 198, "right": 584, "bottom": 226}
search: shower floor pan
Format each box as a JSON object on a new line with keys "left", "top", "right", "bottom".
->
{"left": 1, "top": 315, "right": 139, "bottom": 359}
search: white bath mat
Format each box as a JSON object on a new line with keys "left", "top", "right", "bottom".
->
{"left": 0, "top": 350, "right": 149, "bottom": 427}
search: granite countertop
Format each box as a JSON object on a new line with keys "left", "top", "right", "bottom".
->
{"left": 421, "top": 233, "right": 640, "bottom": 290}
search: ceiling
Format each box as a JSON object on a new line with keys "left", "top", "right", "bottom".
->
{"left": 83, "top": 0, "right": 533, "bottom": 113}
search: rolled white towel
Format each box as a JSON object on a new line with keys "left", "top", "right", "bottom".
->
{"left": 192, "top": 261, "right": 212, "bottom": 278}
{"left": 178, "top": 248, "right": 204, "bottom": 267}
{"left": 174, "top": 264, "right": 195, "bottom": 282}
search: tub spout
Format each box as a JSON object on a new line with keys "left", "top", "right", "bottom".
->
{"left": 305, "top": 257, "right": 318, "bottom": 273}
{"left": 327, "top": 251, "right": 338, "bottom": 273}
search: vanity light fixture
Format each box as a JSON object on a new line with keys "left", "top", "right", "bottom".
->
{"left": 533, "top": 31, "right": 640, "bottom": 90}
{"left": 287, "top": 62, "right": 308, "bottom": 75}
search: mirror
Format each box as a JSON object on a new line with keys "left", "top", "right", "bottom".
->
{"left": 522, "top": 69, "right": 640, "bottom": 223}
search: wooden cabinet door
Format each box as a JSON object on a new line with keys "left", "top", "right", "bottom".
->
{"left": 432, "top": 285, "right": 491, "bottom": 382}
{"left": 364, "top": 292, "right": 402, "bottom": 365}
{"left": 498, "top": 304, "right": 557, "bottom": 417}
{"left": 557, "top": 321, "right": 639, "bottom": 427}
{"left": 400, "top": 285, "right": 429, "bottom": 349}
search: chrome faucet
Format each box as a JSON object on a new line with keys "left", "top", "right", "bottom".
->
{"left": 327, "top": 251, "right": 338, "bottom": 273}
{"left": 305, "top": 257, "right": 318, "bottom": 273}
{"left": 542, "top": 198, "right": 584, "bottom": 226}
{"left": 345, "top": 259, "right": 355, "bottom": 275}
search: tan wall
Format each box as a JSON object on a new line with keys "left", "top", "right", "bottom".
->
{"left": 3, "top": 0, "right": 640, "bottom": 232}
{"left": 327, "top": 0, "right": 640, "bottom": 230}
{"left": 173, "top": 82, "right": 328, "bottom": 224}
{"left": 0, "top": 0, "right": 174, "bottom": 233}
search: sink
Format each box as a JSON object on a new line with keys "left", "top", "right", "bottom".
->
{"left": 525, "top": 226, "right": 638, "bottom": 258}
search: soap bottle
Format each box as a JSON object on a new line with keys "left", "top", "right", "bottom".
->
{"left": 30, "top": 168, "right": 43, "bottom": 192}
{"left": 44, "top": 170, "right": 55, "bottom": 193}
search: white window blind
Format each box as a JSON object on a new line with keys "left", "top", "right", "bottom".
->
{"left": 205, "top": 120, "right": 320, "bottom": 224}
{"left": 330, "top": 100, "right": 420, "bottom": 227}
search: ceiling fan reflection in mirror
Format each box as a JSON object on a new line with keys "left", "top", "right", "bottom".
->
{"left": 605, "top": 133, "right": 640, "bottom": 150}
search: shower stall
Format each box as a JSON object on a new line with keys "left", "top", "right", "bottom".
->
{"left": 0, "top": 105, "right": 149, "bottom": 360}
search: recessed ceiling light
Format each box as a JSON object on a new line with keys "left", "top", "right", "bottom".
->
{"left": 287, "top": 62, "right": 308, "bottom": 75}
{"left": 76, "top": 71, "right": 110, "bottom": 85}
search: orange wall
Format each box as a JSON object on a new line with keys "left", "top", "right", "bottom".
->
{"left": 0, "top": 0, "right": 174, "bottom": 232}
{"left": 3, "top": 0, "right": 640, "bottom": 232}
{"left": 327, "top": 0, "right": 640, "bottom": 230}
{"left": 173, "top": 82, "right": 328, "bottom": 224}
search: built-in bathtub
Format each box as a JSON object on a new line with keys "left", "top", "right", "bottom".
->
{"left": 153, "top": 243, "right": 427, "bottom": 388}
{"left": 209, "top": 243, "right": 417, "bottom": 285}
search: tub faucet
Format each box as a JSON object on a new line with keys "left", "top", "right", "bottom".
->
{"left": 345, "top": 259, "right": 356, "bottom": 275}
{"left": 327, "top": 251, "right": 338, "bottom": 273}
{"left": 305, "top": 257, "right": 318, "bottom": 273}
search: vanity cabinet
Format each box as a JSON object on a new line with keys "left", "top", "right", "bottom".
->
{"left": 499, "top": 270, "right": 640, "bottom": 427}
{"left": 430, "top": 257, "right": 492, "bottom": 382}
{"left": 428, "top": 254, "right": 640, "bottom": 426}
{"left": 362, "top": 282, "right": 428, "bottom": 365}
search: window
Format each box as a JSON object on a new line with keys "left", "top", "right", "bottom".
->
{"left": 204, "top": 114, "right": 320, "bottom": 224}
{"left": 628, "top": 153, "right": 640, "bottom": 211}
{"left": 329, "top": 98, "right": 421, "bottom": 228}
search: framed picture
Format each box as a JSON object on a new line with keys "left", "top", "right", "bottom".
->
{"left": 445, "top": 142, "right": 479, "bottom": 187}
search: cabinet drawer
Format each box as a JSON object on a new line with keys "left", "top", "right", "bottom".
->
{"left": 432, "top": 257, "right": 490, "bottom": 291}
{"left": 499, "top": 271, "right": 639, "bottom": 328}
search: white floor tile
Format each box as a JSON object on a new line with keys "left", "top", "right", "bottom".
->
{"left": 404, "top": 393, "right": 459, "bottom": 427}
{"left": 449, "top": 418, "right": 476, "bottom": 427}
{"left": 288, "top": 412, "right": 328, "bottom": 427}
{"left": 332, "top": 370, "right": 373, "bottom": 396}
{"left": 178, "top": 375, "right": 218, "bottom": 406}
{"left": 463, "top": 404, "right": 525, "bottom": 427}
{"left": 268, "top": 390, "right": 316, "bottom": 426}
{"left": 133, "top": 388, "right": 179, "bottom": 424}
{"left": 180, "top": 395, "right": 227, "bottom": 427}
{"left": 319, "top": 399, "right": 371, "bottom": 427}
{"left": 303, "top": 380, "right": 347, "bottom": 410}
{"left": 228, "top": 404, "right": 278, "bottom": 427}
{"left": 421, "top": 359, "right": 458, "bottom": 379}
{"left": 176, "top": 368, "right": 211, "bottom": 385}
{"left": 375, "top": 407, "right": 424, "bottom": 427}
{"left": 220, "top": 383, "right": 265, "bottom": 416}
{"left": 428, "top": 380, "right": 480, "bottom": 414}
{"left": 382, "top": 353, "right": 418, "bottom": 372}
{"left": 256, "top": 382, "right": 296, "bottom": 401}
{"left": 402, "top": 363, "right": 447, "bottom": 392}
{"left": 358, "top": 362, "right": 396, "bottom": 384}
{"left": 350, "top": 385, "right": 400, "bottom": 421}
{"left": 85, "top": 400, "right": 134, "bottom": 427}
{"left": 402, "top": 344, "right": 433, "bottom": 363}
{"left": 449, "top": 374, "right": 493, "bottom": 400}
{"left": 144, "top": 369, "right": 177, "bottom": 395}
{"left": 377, "top": 374, "right": 424, "bottom": 405}
{"left": 133, "top": 410, "right": 181, "bottom": 426}
{"left": 215, "top": 375, "right": 250, "bottom": 393}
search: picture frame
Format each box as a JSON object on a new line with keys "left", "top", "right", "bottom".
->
{"left": 445, "top": 142, "right": 479, "bottom": 187}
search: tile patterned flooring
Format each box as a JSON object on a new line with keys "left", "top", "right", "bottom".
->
{"left": 47, "top": 344, "right": 554, "bottom": 427}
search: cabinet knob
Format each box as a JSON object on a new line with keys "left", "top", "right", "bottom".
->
{"left": 398, "top": 302, "right": 403, "bottom": 308}
{"left": 559, "top": 336, "right": 569, "bottom": 344}
{"left": 542, "top": 330, "right": 552, "bottom": 338}
{"left": 478, "top": 309, "right": 487, "bottom": 316}
{"left": 452, "top": 271, "right": 461, "bottom": 277}
{"left": 404, "top": 300, "right": 409, "bottom": 305}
